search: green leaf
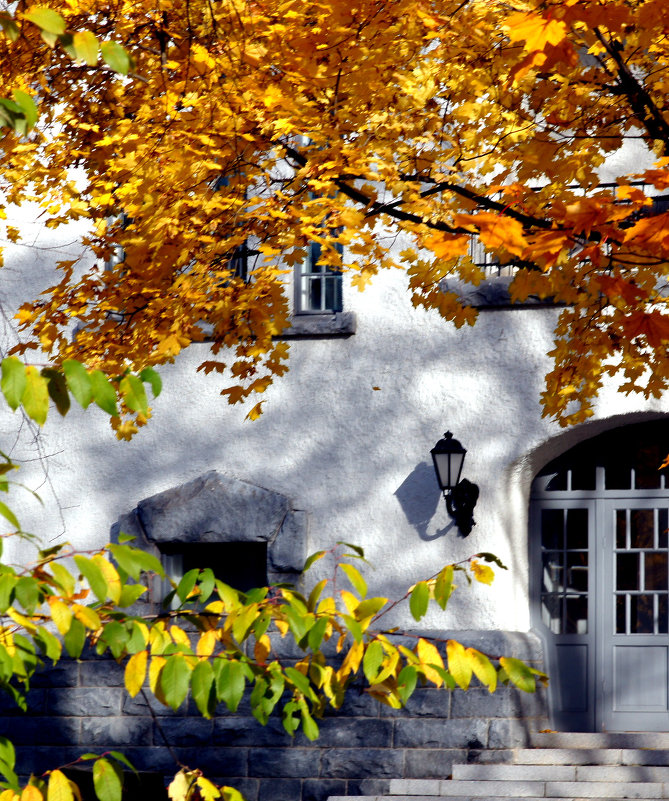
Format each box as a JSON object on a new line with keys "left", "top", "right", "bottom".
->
{"left": 64, "top": 617, "right": 86, "bottom": 658}
{"left": 118, "top": 583, "right": 146, "bottom": 607}
{"left": 73, "top": 30, "right": 98, "bottom": 65}
{"left": 434, "top": 565, "right": 454, "bottom": 610}
{"left": 14, "top": 576, "right": 39, "bottom": 613}
{"left": 340, "top": 563, "right": 367, "bottom": 598}
{"left": 176, "top": 568, "right": 199, "bottom": 604}
{"left": 11, "top": 90, "right": 37, "bottom": 130}
{"left": 0, "top": 736, "right": 15, "bottom": 774}
{"left": 42, "top": 368, "right": 70, "bottom": 416}
{"left": 108, "top": 751, "right": 136, "bottom": 774}
{"left": 34, "top": 626, "right": 62, "bottom": 662}
{"left": 0, "top": 500, "right": 19, "bottom": 530}
{"left": 109, "top": 543, "right": 164, "bottom": 580}
{"left": 74, "top": 554, "right": 109, "bottom": 602}
{"left": 0, "top": 572, "right": 17, "bottom": 612}
{"left": 119, "top": 374, "right": 148, "bottom": 413}
{"left": 354, "top": 597, "right": 386, "bottom": 620}
{"left": 24, "top": 7, "right": 66, "bottom": 35}
{"left": 197, "top": 567, "right": 216, "bottom": 603}
{"left": 302, "top": 550, "right": 325, "bottom": 573}
{"left": 362, "top": 640, "right": 384, "bottom": 683}
{"left": 90, "top": 370, "right": 118, "bottom": 416}
{"left": 161, "top": 654, "right": 192, "bottom": 710}
{"left": 63, "top": 359, "right": 92, "bottom": 408}
{"left": 476, "top": 552, "right": 508, "bottom": 570}
{"left": 22, "top": 365, "right": 49, "bottom": 425}
{"left": 397, "top": 665, "right": 418, "bottom": 704}
{"left": 0, "top": 14, "right": 20, "bottom": 42}
{"left": 300, "top": 704, "right": 319, "bottom": 741}
{"left": 101, "top": 40, "right": 131, "bottom": 75}
{"left": 100, "top": 620, "right": 129, "bottom": 659}
{"left": 139, "top": 366, "right": 162, "bottom": 397}
{"left": 191, "top": 660, "right": 215, "bottom": 718}
{"left": 1, "top": 357, "right": 26, "bottom": 411}
{"left": 50, "top": 562, "right": 75, "bottom": 596}
{"left": 93, "top": 756, "right": 123, "bottom": 801}
{"left": 336, "top": 541, "right": 365, "bottom": 557}
{"left": 499, "top": 656, "right": 537, "bottom": 693}
{"left": 409, "top": 581, "right": 430, "bottom": 621}
{"left": 58, "top": 31, "right": 76, "bottom": 59}
{"left": 307, "top": 616, "right": 328, "bottom": 651}
{"left": 216, "top": 660, "right": 245, "bottom": 712}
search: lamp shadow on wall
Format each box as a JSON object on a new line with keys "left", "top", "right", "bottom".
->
{"left": 394, "top": 461, "right": 456, "bottom": 540}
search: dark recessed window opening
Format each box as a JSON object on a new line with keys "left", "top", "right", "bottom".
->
{"left": 160, "top": 542, "right": 268, "bottom": 593}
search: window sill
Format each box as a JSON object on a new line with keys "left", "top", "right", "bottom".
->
{"left": 442, "top": 277, "right": 563, "bottom": 309}
{"left": 277, "top": 312, "right": 357, "bottom": 339}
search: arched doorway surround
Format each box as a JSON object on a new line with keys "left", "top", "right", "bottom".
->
{"left": 530, "top": 420, "right": 669, "bottom": 731}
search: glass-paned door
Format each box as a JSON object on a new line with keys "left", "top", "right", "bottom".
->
{"left": 601, "top": 501, "right": 669, "bottom": 731}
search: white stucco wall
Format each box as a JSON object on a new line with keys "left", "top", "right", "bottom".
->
{"left": 2, "top": 143, "right": 667, "bottom": 633}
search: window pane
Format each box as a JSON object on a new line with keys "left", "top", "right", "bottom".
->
{"left": 566, "top": 508, "right": 588, "bottom": 549}
{"left": 635, "top": 444, "right": 663, "bottom": 489}
{"left": 542, "top": 552, "right": 563, "bottom": 593}
{"left": 542, "top": 509, "right": 564, "bottom": 550}
{"left": 660, "top": 595, "right": 668, "bottom": 634}
{"left": 616, "top": 509, "right": 627, "bottom": 549}
{"left": 545, "top": 471, "right": 567, "bottom": 491}
{"left": 616, "top": 595, "right": 627, "bottom": 634}
{"left": 645, "top": 553, "right": 668, "bottom": 591}
{"left": 630, "top": 509, "right": 654, "bottom": 549}
{"left": 570, "top": 464, "right": 596, "bottom": 491}
{"left": 617, "top": 552, "right": 640, "bottom": 591}
{"left": 660, "top": 509, "right": 668, "bottom": 549}
{"left": 541, "top": 594, "right": 562, "bottom": 634}
{"left": 630, "top": 594, "right": 654, "bottom": 634}
{"left": 565, "top": 595, "right": 588, "bottom": 634}
{"left": 566, "top": 551, "right": 588, "bottom": 592}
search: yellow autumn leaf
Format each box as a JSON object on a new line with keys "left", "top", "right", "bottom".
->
{"left": 124, "top": 649, "right": 148, "bottom": 697}
{"left": 446, "top": 639, "right": 472, "bottom": 690}
{"left": 48, "top": 598, "right": 73, "bottom": 636}
{"left": 470, "top": 559, "right": 495, "bottom": 585}
{"left": 416, "top": 638, "right": 445, "bottom": 687}
{"left": 47, "top": 770, "right": 73, "bottom": 801}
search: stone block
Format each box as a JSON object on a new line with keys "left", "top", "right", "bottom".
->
{"left": 295, "top": 718, "right": 393, "bottom": 748}
{"left": 248, "top": 748, "right": 318, "bottom": 778}
{"left": 303, "top": 779, "right": 348, "bottom": 801}
{"left": 394, "top": 718, "right": 489, "bottom": 749}
{"left": 81, "top": 716, "right": 153, "bottom": 747}
{"left": 178, "top": 747, "right": 248, "bottom": 777}
{"left": 121, "top": 747, "right": 183, "bottom": 773}
{"left": 123, "top": 692, "right": 184, "bottom": 716}
{"left": 0, "top": 716, "right": 80, "bottom": 746}
{"left": 0, "top": 689, "right": 45, "bottom": 715}
{"left": 257, "top": 778, "right": 302, "bottom": 801}
{"left": 214, "top": 716, "right": 292, "bottom": 747}
{"left": 137, "top": 471, "right": 292, "bottom": 545}
{"left": 48, "top": 687, "right": 122, "bottom": 716}
{"left": 321, "top": 748, "right": 403, "bottom": 778}
{"left": 487, "top": 717, "right": 536, "bottom": 748}
{"left": 152, "top": 717, "right": 213, "bottom": 746}
{"left": 383, "top": 688, "right": 451, "bottom": 718}
{"left": 346, "top": 778, "right": 392, "bottom": 796}
{"left": 79, "top": 660, "right": 125, "bottom": 687}
{"left": 404, "top": 749, "right": 467, "bottom": 779}
{"left": 32, "top": 662, "right": 80, "bottom": 688}
{"left": 269, "top": 510, "right": 308, "bottom": 573}
{"left": 451, "top": 687, "right": 547, "bottom": 720}
{"left": 15, "top": 746, "right": 82, "bottom": 776}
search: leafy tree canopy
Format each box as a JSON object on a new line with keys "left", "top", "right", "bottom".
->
{"left": 2, "top": 0, "right": 669, "bottom": 430}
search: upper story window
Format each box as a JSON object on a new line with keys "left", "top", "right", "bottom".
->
{"left": 294, "top": 241, "right": 343, "bottom": 314}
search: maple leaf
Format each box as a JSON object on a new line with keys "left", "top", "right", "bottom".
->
{"left": 505, "top": 12, "right": 568, "bottom": 52}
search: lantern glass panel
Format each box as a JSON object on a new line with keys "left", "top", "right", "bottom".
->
{"left": 434, "top": 450, "right": 465, "bottom": 490}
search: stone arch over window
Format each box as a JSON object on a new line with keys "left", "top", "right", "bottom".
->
{"left": 110, "top": 471, "right": 308, "bottom": 598}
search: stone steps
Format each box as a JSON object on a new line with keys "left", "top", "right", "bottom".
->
{"left": 326, "top": 732, "right": 669, "bottom": 801}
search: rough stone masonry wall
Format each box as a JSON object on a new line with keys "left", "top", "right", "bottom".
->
{"left": 2, "top": 632, "right": 548, "bottom": 801}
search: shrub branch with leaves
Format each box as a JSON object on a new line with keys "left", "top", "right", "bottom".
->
{"left": 0, "top": 453, "right": 545, "bottom": 801}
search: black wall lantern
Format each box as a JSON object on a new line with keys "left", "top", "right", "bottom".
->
{"left": 431, "top": 431, "right": 479, "bottom": 536}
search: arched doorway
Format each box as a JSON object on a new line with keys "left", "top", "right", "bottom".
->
{"left": 530, "top": 421, "right": 669, "bottom": 731}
